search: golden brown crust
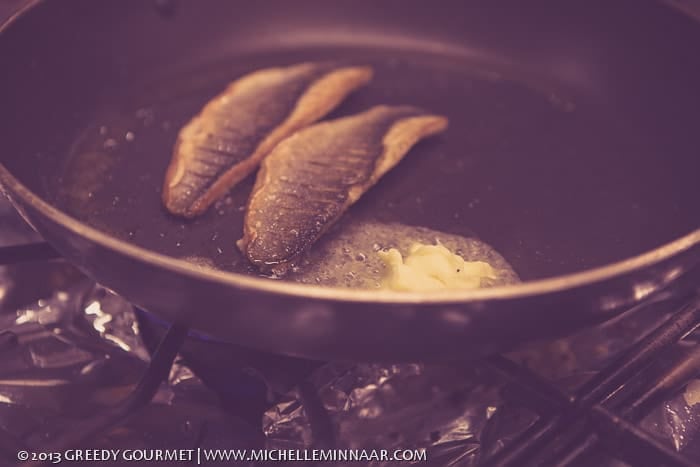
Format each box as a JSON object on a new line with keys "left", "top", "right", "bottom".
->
{"left": 162, "top": 64, "right": 373, "bottom": 218}
{"left": 239, "top": 105, "right": 448, "bottom": 274}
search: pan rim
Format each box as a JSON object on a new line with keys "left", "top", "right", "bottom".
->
{"left": 1, "top": 1, "right": 698, "bottom": 306}
{"left": 2, "top": 161, "right": 698, "bottom": 305}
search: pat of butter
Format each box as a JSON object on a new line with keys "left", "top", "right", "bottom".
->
{"left": 684, "top": 379, "right": 700, "bottom": 406}
{"left": 378, "top": 243, "right": 497, "bottom": 292}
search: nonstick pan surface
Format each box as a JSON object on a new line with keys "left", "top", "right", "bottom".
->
{"left": 1, "top": 0, "right": 699, "bottom": 360}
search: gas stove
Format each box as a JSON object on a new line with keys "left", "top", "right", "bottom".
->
{"left": 2, "top": 193, "right": 700, "bottom": 467}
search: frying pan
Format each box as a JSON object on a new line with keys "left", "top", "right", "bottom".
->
{"left": 1, "top": 0, "right": 699, "bottom": 361}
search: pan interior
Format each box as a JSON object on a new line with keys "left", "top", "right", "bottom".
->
{"left": 2, "top": 1, "right": 699, "bottom": 284}
{"left": 39, "top": 46, "right": 690, "bottom": 282}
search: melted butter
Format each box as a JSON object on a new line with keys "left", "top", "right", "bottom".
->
{"left": 684, "top": 379, "right": 700, "bottom": 406}
{"left": 287, "top": 220, "right": 519, "bottom": 290}
{"left": 379, "top": 242, "right": 497, "bottom": 291}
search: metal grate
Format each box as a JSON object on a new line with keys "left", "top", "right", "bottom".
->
{"left": 481, "top": 298, "right": 700, "bottom": 467}
{"left": 2, "top": 242, "right": 700, "bottom": 467}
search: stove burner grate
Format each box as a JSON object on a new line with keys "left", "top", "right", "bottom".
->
{"left": 2, "top": 242, "right": 699, "bottom": 467}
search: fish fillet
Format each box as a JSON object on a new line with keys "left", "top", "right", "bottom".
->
{"left": 238, "top": 105, "right": 449, "bottom": 274}
{"left": 162, "top": 62, "right": 373, "bottom": 218}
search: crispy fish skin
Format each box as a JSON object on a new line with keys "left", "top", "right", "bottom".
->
{"left": 162, "top": 63, "right": 373, "bottom": 218}
{"left": 239, "top": 105, "right": 449, "bottom": 274}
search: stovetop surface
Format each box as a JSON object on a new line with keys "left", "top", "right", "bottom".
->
{"left": 2, "top": 195, "right": 700, "bottom": 467}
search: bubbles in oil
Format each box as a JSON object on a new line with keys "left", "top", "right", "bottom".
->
{"left": 103, "top": 138, "right": 118, "bottom": 150}
{"left": 287, "top": 221, "right": 519, "bottom": 289}
{"left": 135, "top": 108, "right": 155, "bottom": 127}
{"left": 214, "top": 196, "right": 233, "bottom": 210}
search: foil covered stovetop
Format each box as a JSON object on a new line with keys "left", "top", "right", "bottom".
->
{"left": 2, "top": 198, "right": 700, "bottom": 467}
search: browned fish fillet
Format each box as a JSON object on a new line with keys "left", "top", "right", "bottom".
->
{"left": 238, "top": 105, "right": 449, "bottom": 274}
{"left": 162, "top": 62, "right": 373, "bottom": 218}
